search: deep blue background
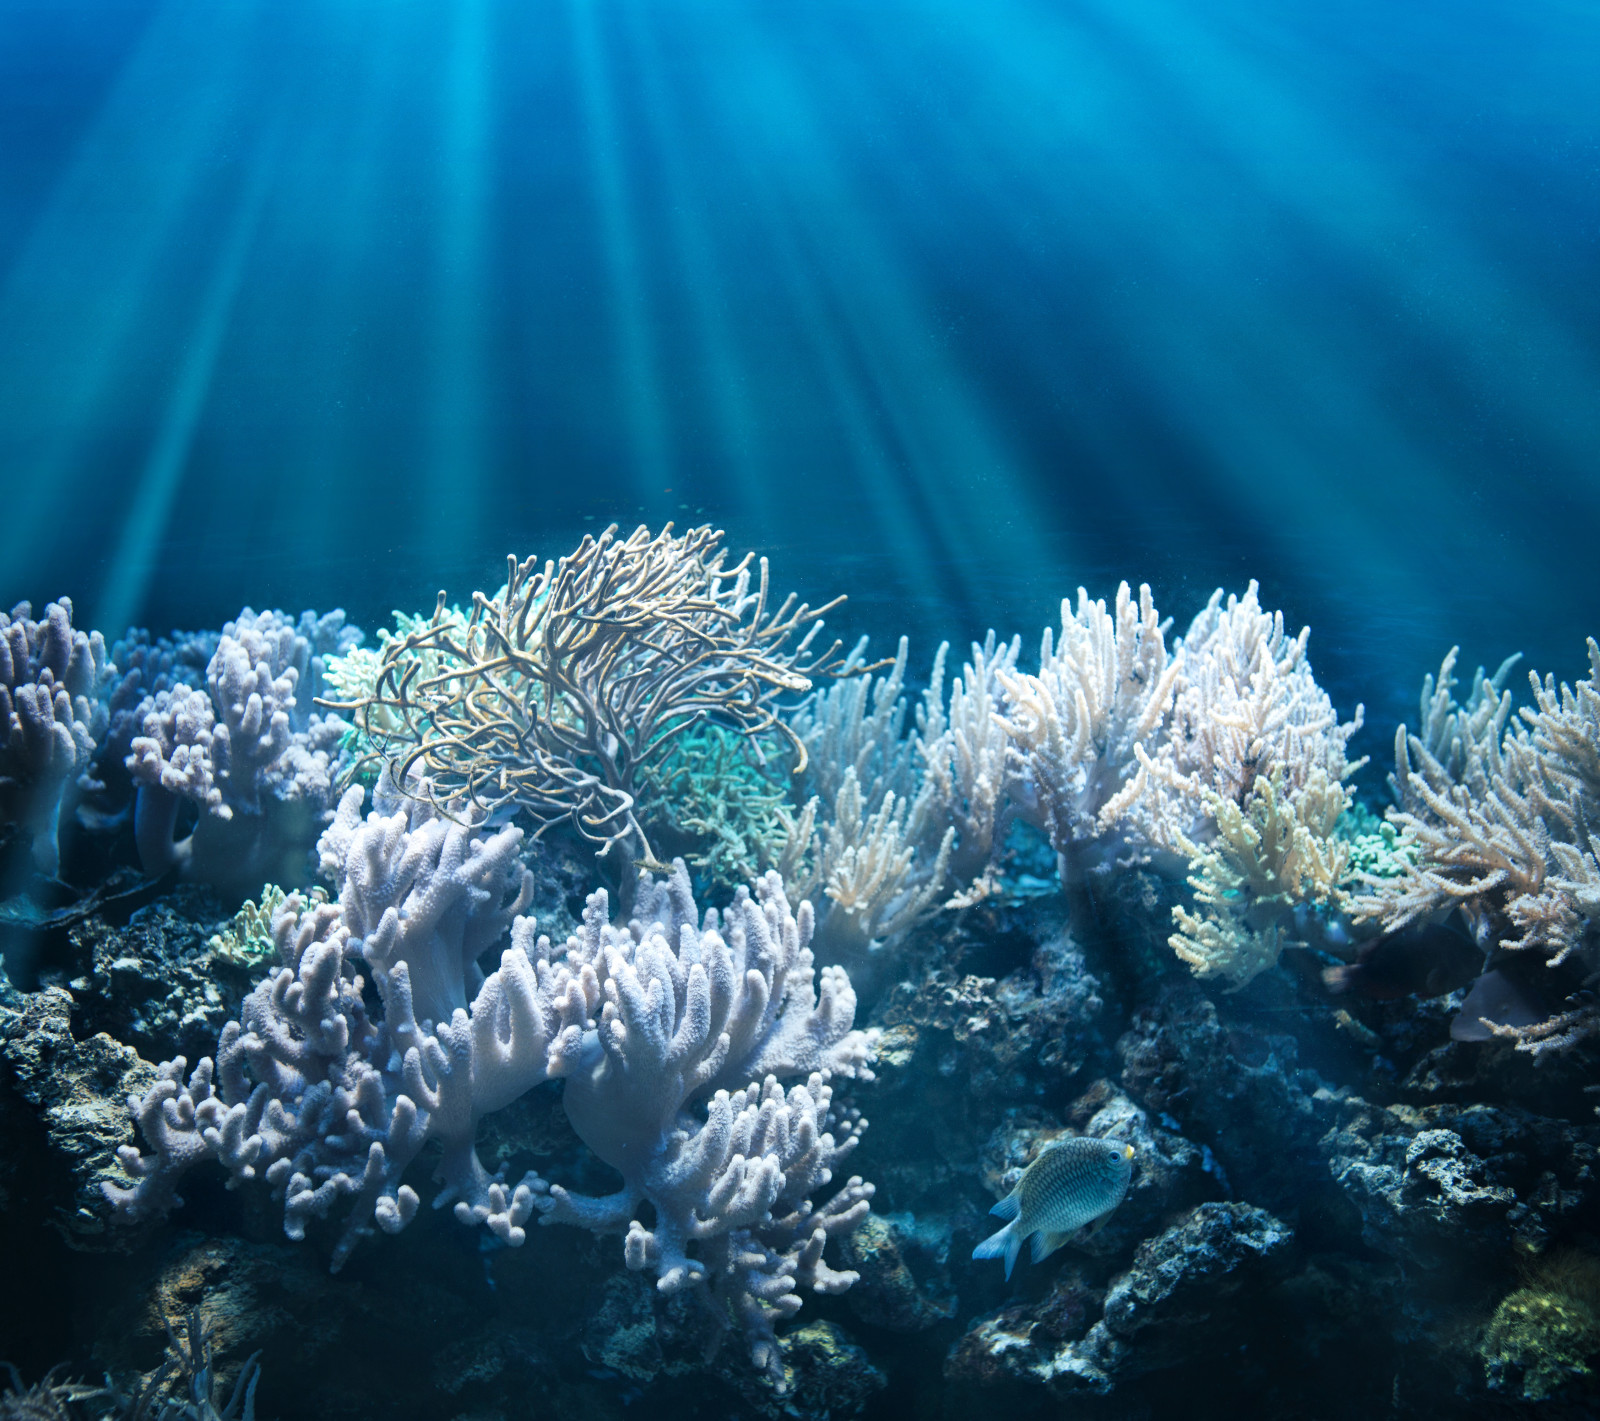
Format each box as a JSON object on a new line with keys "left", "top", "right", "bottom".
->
{"left": 1, "top": 0, "right": 1597, "bottom": 765}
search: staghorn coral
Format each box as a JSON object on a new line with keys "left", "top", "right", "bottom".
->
{"left": 125, "top": 609, "right": 356, "bottom": 895}
{"left": 0, "top": 599, "right": 111, "bottom": 875}
{"left": 332, "top": 524, "right": 844, "bottom": 869}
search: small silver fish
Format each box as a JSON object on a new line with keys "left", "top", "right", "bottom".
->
{"left": 972, "top": 1135, "right": 1135, "bottom": 1279}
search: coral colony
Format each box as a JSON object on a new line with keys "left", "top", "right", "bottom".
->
{"left": 4, "top": 523, "right": 1600, "bottom": 1410}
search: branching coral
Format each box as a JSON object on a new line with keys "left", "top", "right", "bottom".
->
{"left": 915, "top": 632, "right": 1022, "bottom": 888}
{"left": 999, "top": 582, "right": 1178, "bottom": 877}
{"left": 1169, "top": 769, "right": 1353, "bottom": 988}
{"left": 636, "top": 721, "right": 801, "bottom": 897}
{"left": 332, "top": 524, "right": 844, "bottom": 868}
{"left": 1112, "top": 581, "right": 1364, "bottom": 853}
{"left": 1356, "top": 639, "right": 1600, "bottom": 1055}
{"left": 543, "top": 863, "right": 876, "bottom": 1386}
{"left": 105, "top": 775, "right": 585, "bottom": 1268}
{"left": 107, "top": 781, "right": 877, "bottom": 1380}
{"left": 125, "top": 608, "right": 356, "bottom": 894}
{"left": 805, "top": 768, "right": 954, "bottom": 967}
{"left": 0, "top": 598, "right": 111, "bottom": 875}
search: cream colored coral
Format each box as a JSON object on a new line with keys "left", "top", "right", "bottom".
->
{"left": 1169, "top": 768, "right": 1352, "bottom": 988}
{"left": 813, "top": 767, "right": 954, "bottom": 958}
{"left": 998, "top": 581, "right": 1178, "bottom": 861}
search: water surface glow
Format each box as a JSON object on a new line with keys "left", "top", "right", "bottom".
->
{"left": 0, "top": 0, "right": 1595, "bottom": 744}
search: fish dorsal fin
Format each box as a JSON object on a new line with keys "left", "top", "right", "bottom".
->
{"left": 990, "top": 1190, "right": 1021, "bottom": 1221}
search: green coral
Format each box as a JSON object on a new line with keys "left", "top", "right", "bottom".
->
{"left": 1334, "top": 801, "right": 1418, "bottom": 883}
{"left": 1481, "top": 1251, "right": 1600, "bottom": 1401}
{"left": 637, "top": 722, "right": 803, "bottom": 896}
{"left": 208, "top": 884, "right": 328, "bottom": 971}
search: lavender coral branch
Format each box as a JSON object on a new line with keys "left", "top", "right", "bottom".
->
{"left": 543, "top": 863, "right": 877, "bottom": 1386}
{"left": 126, "top": 608, "right": 357, "bottom": 893}
{"left": 0, "top": 598, "right": 110, "bottom": 875}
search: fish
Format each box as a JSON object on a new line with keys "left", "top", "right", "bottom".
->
{"left": 1321, "top": 921, "right": 1482, "bottom": 1001}
{"left": 972, "top": 1135, "right": 1135, "bottom": 1279}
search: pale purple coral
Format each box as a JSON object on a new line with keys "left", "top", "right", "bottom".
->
{"left": 126, "top": 607, "right": 361, "bottom": 891}
{"left": 545, "top": 864, "right": 877, "bottom": 1386}
{"left": 107, "top": 825, "right": 878, "bottom": 1381}
{"left": 0, "top": 598, "right": 110, "bottom": 874}
{"left": 104, "top": 779, "right": 591, "bottom": 1269}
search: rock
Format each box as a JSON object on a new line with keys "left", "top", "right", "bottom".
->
{"left": 63, "top": 889, "right": 242, "bottom": 1067}
{"left": 840, "top": 1212, "right": 958, "bottom": 1332}
{"left": 947, "top": 1202, "right": 1294, "bottom": 1395}
{"left": 0, "top": 984, "right": 156, "bottom": 1247}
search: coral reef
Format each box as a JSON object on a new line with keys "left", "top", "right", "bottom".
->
{"left": 7, "top": 557, "right": 1600, "bottom": 1420}
{"left": 1358, "top": 638, "right": 1600, "bottom": 1054}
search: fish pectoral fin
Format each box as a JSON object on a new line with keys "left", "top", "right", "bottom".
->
{"left": 1030, "top": 1229, "right": 1074, "bottom": 1264}
{"left": 1078, "top": 1209, "right": 1114, "bottom": 1240}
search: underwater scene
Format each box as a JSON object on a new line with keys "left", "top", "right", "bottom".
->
{"left": 2, "top": 1, "right": 1599, "bottom": 1418}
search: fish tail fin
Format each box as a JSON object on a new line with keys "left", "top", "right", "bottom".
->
{"left": 972, "top": 1221, "right": 1022, "bottom": 1279}
{"left": 1005, "top": 1228, "right": 1025, "bottom": 1280}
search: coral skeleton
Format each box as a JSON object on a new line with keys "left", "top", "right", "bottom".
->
{"left": 0, "top": 598, "right": 111, "bottom": 875}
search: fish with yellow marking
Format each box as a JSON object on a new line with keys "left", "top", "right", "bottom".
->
{"left": 972, "top": 1135, "right": 1135, "bottom": 1279}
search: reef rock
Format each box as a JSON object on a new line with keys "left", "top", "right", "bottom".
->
{"left": 0, "top": 984, "right": 155, "bottom": 1246}
{"left": 949, "top": 1201, "right": 1294, "bottom": 1395}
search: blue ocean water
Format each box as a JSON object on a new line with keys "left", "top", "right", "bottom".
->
{"left": 1, "top": 1, "right": 1598, "bottom": 1417}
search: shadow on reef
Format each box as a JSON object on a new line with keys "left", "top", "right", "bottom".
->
{"left": 5, "top": 552, "right": 1600, "bottom": 1420}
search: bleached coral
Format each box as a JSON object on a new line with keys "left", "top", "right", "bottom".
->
{"left": 0, "top": 598, "right": 111, "bottom": 874}
{"left": 998, "top": 582, "right": 1178, "bottom": 875}
{"left": 126, "top": 607, "right": 357, "bottom": 891}
{"left": 915, "top": 632, "right": 1022, "bottom": 886}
